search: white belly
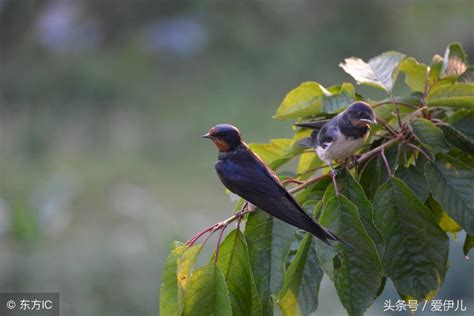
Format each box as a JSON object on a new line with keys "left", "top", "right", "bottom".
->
{"left": 316, "top": 136, "right": 365, "bottom": 161}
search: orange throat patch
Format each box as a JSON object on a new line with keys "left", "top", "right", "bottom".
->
{"left": 212, "top": 139, "right": 231, "bottom": 152}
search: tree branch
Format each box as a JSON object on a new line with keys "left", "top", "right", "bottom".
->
{"left": 373, "top": 100, "right": 419, "bottom": 110}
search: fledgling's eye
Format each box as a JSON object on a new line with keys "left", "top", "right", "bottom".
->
{"left": 358, "top": 112, "right": 365, "bottom": 118}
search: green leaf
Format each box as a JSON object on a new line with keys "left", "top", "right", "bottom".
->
{"left": 322, "top": 83, "right": 357, "bottom": 113}
{"left": 249, "top": 139, "right": 296, "bottom": 170}
{"left": 274, "top": 82, "right": 355, "bottom": 120}
{"left": 426, "top": 83, "right": 474, "bottom": 109}
{"left": 457, "top": 66, "right": 474, "bottom": 83}
{"left": 396, "top": 165, "right": 430, "bottom": 202}
{"left": 427, "top": 196, "right": 462, "bottom": 234}
{"left": 463, "top": 235, "right": 474, "bottom": 258}
{"left": 177, "top": 243, "right": 203, "bottom": 307}
{"left": 160, "top": 242, "right": 187, "bottom": 316}
{"left": 441, "top": 43, "right": 468, "bottom": 77}
{"left": 328, "top": 172, "right": 384, "bottom": 256}
{"left": 245, "top": 209, "right": 298, "bottom": 315}
{"left": 425, "top": 154, "right": 474, "bottom": 235}
{"left": 215, "top": 229, "right": 261, "bottom": 316}
{"left": 373, "top": 177, "right": 449, "bottom": 300}
{"left": 277, "top": 233, "right": 323, "bottom": 316}
{"left": 449, "top": 109, "right": 474, "bottom": 138}
{"left": 182, "top": 262, "right": 232, "bottom": 316}
{"left": 399, "top": 57, "right": 428, "bottom": 92}
{"left": 297, "top": 151, "right": 320, "bottom": 179}
{"left": 317, "top": 193, "right": 383, "bottom": 316}
{"left": 339, "top": 51, "right": 406, "bottom": 93}
{"left": 274, "top": 82, "right": 330, "bottom": 120}
{"left": 441, "top": 124, "right": 474, "bottom": 155}
{"left": 410, "top": 118, "right": 449, "bottom": 154}
{"left": 359, "top": 142, "right": 399, "bottom": 199}
{"left": 359, "top": 155, "right": 385, "bottom": 200}
{"left": 250, "top": 277, "right": 263, "bottom": 316}
{"left": 429, "top": 54, "right": 444, "bottom": 82}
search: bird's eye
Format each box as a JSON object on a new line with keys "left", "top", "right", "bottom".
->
{"left": 358, "top": 112, "right": 364, "bottom": 118}
{"left": 217, "top": 132, "right": 225, "bottom": 137}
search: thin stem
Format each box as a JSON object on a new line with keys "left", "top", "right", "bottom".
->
{"left": 281, "top": 177, "right": 304, "bottom": 185}
{"left": 406, "top": 142, "right": 433, "bottom": 161}
{"left": 422, "top": 66, "right": 431, "bottom": 101}
{"left": 331, "top": 174, "right": 340, "bottom": 195}
{"left": 358, "top": 153, "right": 377, "bottom": 175}
{"left": 373, "top": 101, "right": 419, "bottom": 110}
{"left": 432, "top": 119, "right": 448, "bottom": 126}
{"left": 375, "top": 116, "right": 398, "bottom": 136}
{"left": 391, "top": 96, "right": 403, "bottom": 128}
{"left": 421, "top": 66, "right": 431, "bottom": 118}
{"left": 380, "top": 148, "right": 393, "bottom": 177}
{"left": 406, "top": 106, "right": 428, "bottom": 122}
{"left": 236, "top": 202, "right": 249, "bottom": 230}
{"left": 186, "top": 223, "right": 218, "bottom": 246}
{"left": 214, "top": 223, "right": 228, "bottom": 262}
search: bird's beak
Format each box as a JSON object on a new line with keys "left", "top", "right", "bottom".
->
{"left": 360, "top": 118, "right": 377, "bottom": 125}
{"left": 202, "top": 132, "right": 212, "bottom": 139}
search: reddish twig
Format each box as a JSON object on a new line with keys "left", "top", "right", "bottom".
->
{"left": 373, "top": 101, "right": 419, "bottom": 110}
{"left": 380, "top": 148, "right": 393, "bottom": 177}
{"left": 405, "top": 142, "right": 433, "bottom": 161}
{"left": 375, "top": 116, "right": 398, "bottom": 136}
{"left": 406, "top": 106, "right": 428, "bottom": 122}
{"left": 391, "top": 96, "right": 403, "bottom": 129}
{"left": 214, "top": 223, "right": 228, "bottom": 262}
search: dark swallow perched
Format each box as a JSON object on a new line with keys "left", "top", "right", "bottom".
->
{"left": 203, "top": 124, "right": 339, "bottom": 245}
{"left": 296, "top": 101, "right": 376, "bottom": 174}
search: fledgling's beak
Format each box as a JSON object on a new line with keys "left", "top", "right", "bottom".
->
{"left": 202, "top": 132, "right": 212, "bottom": 139}
{"left": 360, "top": 118, "right": 377, "bottom": 124}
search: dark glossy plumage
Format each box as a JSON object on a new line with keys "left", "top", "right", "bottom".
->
{"left": 204, "top": 124, "right": 339, "bottom": 245}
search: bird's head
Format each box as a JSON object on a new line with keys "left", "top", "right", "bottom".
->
{"left": 202, "top": 124, "right": 243, "bottom": 152}
{"left": 345, "top": 102, "right": 376, "bottom": 127}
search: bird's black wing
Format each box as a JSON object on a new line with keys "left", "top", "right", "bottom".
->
{"left": 216, "top": 147, "right": 339, "bottom": 244}
{"left": 295, "top": 120, "right": 329, "bottom": 148}
{"left": 215, "top": 149, "right": 286, "bottom": 199}
{"left": 316, "top": 119, "right": 339, "bottom": 149}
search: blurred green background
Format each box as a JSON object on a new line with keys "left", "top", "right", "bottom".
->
{"left": 1, "top": 0, "right": 473, "bottom": 315}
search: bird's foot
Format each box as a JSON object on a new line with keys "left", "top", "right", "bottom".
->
{"left": 350, "top": 155, "right": 360, "bottom": 173}
{"left": 236, "top": 202, "right": 249, "bottom": 230}
{"left": 327, "top": 161, "right": 340, "bottom": 195}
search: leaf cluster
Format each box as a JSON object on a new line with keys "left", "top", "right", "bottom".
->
{"left": 161, "top": 43, "right": 474, "bottom": 316}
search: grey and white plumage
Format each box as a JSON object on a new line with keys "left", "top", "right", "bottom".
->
{"left": 297, "top": 101, "right": 376, "bottom": 170}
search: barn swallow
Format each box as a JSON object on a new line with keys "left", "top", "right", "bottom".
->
{"left": 296, "top": 101, "right": 376, "bottom": 175}
{"left": 203, "top": 124, "right": 339, "bottom": 245}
